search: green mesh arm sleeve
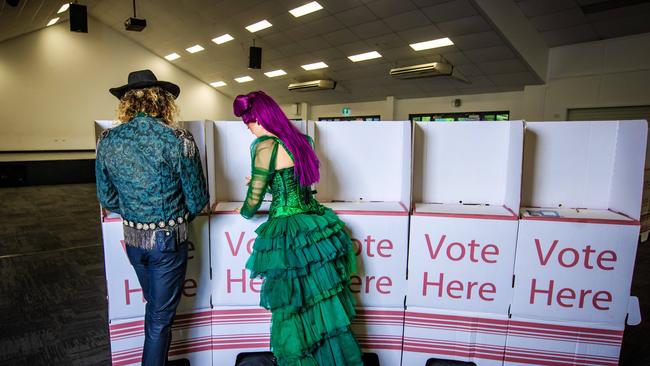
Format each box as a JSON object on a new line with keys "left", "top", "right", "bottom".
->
{"left": 240, "top": 137, "right": 278, "bottom": 219}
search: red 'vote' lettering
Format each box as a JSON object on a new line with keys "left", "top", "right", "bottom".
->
{"left": 534, "top": 239, "right": 617, "bottom": 270}
{"left": 225, "top": 231, "right": 255, "bottom": 256}
{"left": 425, "top": 234, "right": 499, "bottom": 263}
{"left": 352, "top": 235, "right": 393, "bottom": 258}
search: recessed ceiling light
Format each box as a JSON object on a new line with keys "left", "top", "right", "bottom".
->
{"left": 186, "top": 45, "right": 205, "bottom": 53}
{"left": 410, "top": 37, "right": 454, "bottom": 51}
{"left": 164, "top": 53, "right": 181, "bottom": 61}
{"left": 348, "top": 51, "right": 382, "bottom": 62}
{"left": 235, "top": 76, "right": 254, "bottom": 83}
{"left": 264, "top": 69, "right": 287, "bottom": 78}
{"left": 57, "top": 4, "right": 69, "bottom": 13}
{"left": 210, "top": 81, "right": 227, "bottom": 87}
{"left": 246, "top": 20, "right": 272, "bottom": 33}
{"left": 46, "top": 17, "right": 60, "bottom": 26}
{"left": 212, "top": 34, "right": 234, "bottom": 45}
{"left": 289, "top": 1, "right": 323, "bottom": 17}
{"left": 301, "top": 61, "right": 328, "bottom": 70}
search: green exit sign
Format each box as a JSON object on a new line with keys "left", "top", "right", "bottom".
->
{"left": 342, "top": 107, "right": 351, "bottom": 116}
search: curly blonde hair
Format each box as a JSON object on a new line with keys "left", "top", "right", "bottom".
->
{"left": 117, "top": 87, "right": 178, "bottom": 126}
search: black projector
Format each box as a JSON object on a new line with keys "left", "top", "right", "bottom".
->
{"left": 125, "top": 17, "right": 147, "bottom": 31}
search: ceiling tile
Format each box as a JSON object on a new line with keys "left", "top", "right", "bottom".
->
{"left": 516, "top": 0, "right": 578, "bottom": 17}
{"left": 365, "top": 33, "right": 407, "bottom": 49}
{"left": 383, "top": 10, "right": 432, "bottom": 32}
{"left": 350, "top": 20, "right": 393, "bottom": 38}
{"left": 451, "top": 31, "right": 504, "bottom": 51}
{"left": 541, "top": 23, "right": 599, "bottom": 47}
{"left": 454, "top": 63, "right": 484, "bottom": 76}
{"left": 366, "top": 0, "right": 417, "bottom": 18}
{"left": 591, "top": 13, "right": 650, "bottom": 39}
{"left": 334, "top": 5, "right": 378, "bottom": 27}
{"left": 421, "top": 0, "right": 478, "bottom": 23}
{"left": 322, "top": 28, "right": 361, "bottom": 45}
{"left": 478, "top": 59, "right": 529, "bottom": 74}
{"left": 530, "top": 7, "right": 588, "bottom": 32}
{"left": 437, "top": 15, "right": 492, "bottom": 36}
{"left": 396, "top": 24, "right": 445, "bottom": 43}
{"left": 464, "top": 45, "right": 516, "bottom": 63}
{"left": 337, "top": 40, "right": 375, "bottom": 55}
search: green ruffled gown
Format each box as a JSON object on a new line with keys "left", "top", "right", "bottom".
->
{"left": 240, "top": 136, "right": 364, "bottom": 366}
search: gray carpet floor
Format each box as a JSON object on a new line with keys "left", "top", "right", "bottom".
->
{"left": 0, "top": 183, "right": 647, "bottom": 365}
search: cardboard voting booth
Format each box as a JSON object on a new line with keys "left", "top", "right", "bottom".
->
{"left": 405, "top": 121, "right": 524, "bottom": 366}
{"left": 312, "top": 120, "right": 412, "bottom": 364}
{"left": 508, "top": 120, "right": 647, "bottom": 365}
{"left": 206, "top": 121, "right": 306, "bottom": 362}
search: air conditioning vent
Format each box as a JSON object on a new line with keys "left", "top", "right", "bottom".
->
{"left": 288, "top": 79, "right": 337, "bottom": 92}
{"left": 389, "top": 62, "right": 453, "bottom": 79}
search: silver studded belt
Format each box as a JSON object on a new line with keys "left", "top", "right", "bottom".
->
{"left": 122, "top": 213, "right": 190, "bottom": 230}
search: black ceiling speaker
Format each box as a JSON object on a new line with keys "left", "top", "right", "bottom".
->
{"left": 6, "top": 0, "right": 19, "bottom": 7}
{"left": 249, "top": 46, "right": 262, "bottom": 69}
{"left": 69, "top": 3, "right": 88, "bottom": 33}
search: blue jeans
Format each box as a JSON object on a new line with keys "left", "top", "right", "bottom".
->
{"left": 126, "top": 237, "right": 189, "bottom": 366}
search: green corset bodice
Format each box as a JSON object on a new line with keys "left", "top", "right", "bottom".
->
{"left": 268, "top": 168, "right": 322, "bottom": 218}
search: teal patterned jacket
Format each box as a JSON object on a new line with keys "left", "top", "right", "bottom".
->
{"left": 95, "top": 113, "right": 209, "bottom": 228}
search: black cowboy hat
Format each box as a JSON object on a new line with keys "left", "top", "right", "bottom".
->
{"left": 109, "top": 69, "right": 180, "bottom": 99}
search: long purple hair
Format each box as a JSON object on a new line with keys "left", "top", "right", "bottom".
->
{"left": 233, "top": 91, "right": 320, "bottom": 186}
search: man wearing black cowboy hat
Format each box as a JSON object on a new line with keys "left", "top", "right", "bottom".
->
{"left": 96, "top": 70, "right": 208, "bottom": 366}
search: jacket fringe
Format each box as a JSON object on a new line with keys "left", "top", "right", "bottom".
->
{"left": 123, "top": 222, "right": 188, "bottom": 250}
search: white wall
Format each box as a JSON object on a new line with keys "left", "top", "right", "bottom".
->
{"left": 0, "top": 16, "right": 233, "bottom": 155}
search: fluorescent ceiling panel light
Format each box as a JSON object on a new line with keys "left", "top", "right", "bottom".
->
{"left": 57, "top": 4, "right": 69, "bottom": 13}
{"left": 301, "top": 62, "right": 328, "bottom": 70}
{"left": 235, "top": 76, "right": 254, "bottom": 83}
{"left": 186, "top": 45, "right": 205, "bottom": 53}
{"left": 289, "top": 1, "right": 323, "bottom": 17}
{"left": 47, "top": 17, "right": 60, "bottom": 26}
{"left": 410, "top": 37, "right": 454, "bottom": 51}
{"left": 348, "top": 51, "right": 382, "bottom": 62}
{"left": 246, "top": 20, "right": 272, "bottom": 33}
{"left": 212, "top": 34, "right": 234, "bottom": 44}
{"left": 210, "top": 81, "right": 227, "bottom": 87}
{"left": 164, "top": 53, "right": 181, "bottom": 61}
{"left": 264, "top": 69, "right": 287, "bottom": 78}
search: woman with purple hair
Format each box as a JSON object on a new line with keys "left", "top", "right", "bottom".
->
{"left": 233, "top": 91, "right": 363, "bottom": 365}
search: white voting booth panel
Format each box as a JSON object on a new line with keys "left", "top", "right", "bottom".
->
{"left": 408, "top": 121, "right": 524, "bottom": 316}
{"left": 207, "top": 120, "right": 306, "bottom": 306}
{"left": 101, "top": 214, "right": 211, "bottom": 320}
{"left": 313, "top": 121, "right": 412, "bottom": 308}
{"left": 513, "top": 121, "right": 647, "bottom": 326}
{"left": 211, "top": 306, "right": 272, "bottom": 365}
{"left": 351, "top": 307, "right": 405, "bottom": 366}
{"left": 503, "top": 316, "right": 623, "bottom": 366}
{"left": 210, "top": 203, "right": 269, "bottom": 306}
{"left": 108, "top": 308, "right": 212, "bottom": 366}
{"left": 402, "top": 307, "right": 508, "bottom": 366}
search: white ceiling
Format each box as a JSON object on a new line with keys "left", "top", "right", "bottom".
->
{"left": 515, "top": 0, "right": 650, "bottom": 47}
{"left": 0, "top": 0, "right": 647, "bottom": 104}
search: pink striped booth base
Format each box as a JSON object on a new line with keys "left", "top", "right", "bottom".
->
{"left": 503, "top": 317, "right": 624, "bottom": 366}
{"left": 402, "top": 307, "right": 509, "bottom": 366}
{"left": 109, "top": 309, "right": 212, "bottom": 366}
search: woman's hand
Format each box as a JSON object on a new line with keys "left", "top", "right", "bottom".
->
{"left": 234, "top": 207, "right": 241, "bottom": 214}
{"left": 245, "top": 176, "right": 251, "bottom": 186}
